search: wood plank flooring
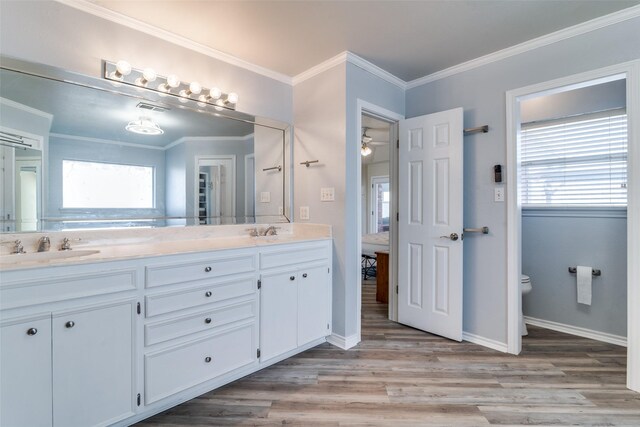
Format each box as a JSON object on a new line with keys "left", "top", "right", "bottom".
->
{"left": 137, "top": 281, "right": 639, "bottom": 426}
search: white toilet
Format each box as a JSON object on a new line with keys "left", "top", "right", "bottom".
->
{"left": 521, "top": 274, "right": 533, "bottom": 336}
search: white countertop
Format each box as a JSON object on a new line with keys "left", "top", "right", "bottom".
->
{"left": 0, "top": 224, "right": 332, "bottom": 271}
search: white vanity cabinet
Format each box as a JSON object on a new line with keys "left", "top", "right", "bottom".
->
{"left": 0, "top": 262, "right": 139, "bottom": 427}
{"left": 1, "top": 315, "right": 52, "bottom": 427}
{"left": 259, "top": 240, "right": 332, "bottom": 363}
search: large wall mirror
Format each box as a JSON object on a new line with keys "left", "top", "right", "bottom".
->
{"left": 0, "top": 58, "right": 291, "bottom": 232}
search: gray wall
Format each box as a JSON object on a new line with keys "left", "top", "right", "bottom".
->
{"left": 520, "top": 80, "right": 627, "bottom": 337}
{"left": 522, "top": 212, "right": 627, "bottom": 336}
{"left": 406, "top": 16, "right": 640, "bottom": 344}
{"left": 0, "top": 1, "right": 292, "bottom": 124}
{"left": 48, "top": 136, "right": 166, "bottom": 217}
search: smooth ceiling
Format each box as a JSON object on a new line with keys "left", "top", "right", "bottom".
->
{"left": 92, "top": 0, "right": 639, "bottom": 81}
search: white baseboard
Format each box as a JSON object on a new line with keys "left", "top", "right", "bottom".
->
{"left": 524, "top": 316, "right": 627, "bottom": 347}
{"left": 462, "top": 331, "right": 508, "bottom": 353}
{"left": 327, "top": 332, "right": 360, "bottom": 349}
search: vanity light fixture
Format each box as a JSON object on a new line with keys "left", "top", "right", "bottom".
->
{"left": 103, "top": 59, "right": 239, "bottom": 110}
{"left": 125, "top": 117, "right": 164, "bottom": 136}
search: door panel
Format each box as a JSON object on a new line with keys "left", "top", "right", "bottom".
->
{"left": 259, "top": 270, "right": 297, "bottom": 361}
{"left": 398, "top": 108, "right": 463, "bottom": 341}
{"left": 297, "top": 265, "right": 330, "bottom": 346}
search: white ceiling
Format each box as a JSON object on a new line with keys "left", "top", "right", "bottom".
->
{"left": 91, "top": 0, "right": 639, "bottom": 82}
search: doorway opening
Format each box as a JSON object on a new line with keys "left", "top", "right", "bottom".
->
{"left": 506, "top": 60, "right": 640, "bottom": 392}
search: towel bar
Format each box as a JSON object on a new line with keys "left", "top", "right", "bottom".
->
{"left": 568, "top": 267, "right": 601, "bottom": 276}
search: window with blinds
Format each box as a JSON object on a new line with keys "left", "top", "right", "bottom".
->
{"left": 520, "top": 109, "right": 627, "bottom": 207}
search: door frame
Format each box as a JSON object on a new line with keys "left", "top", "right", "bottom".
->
{"left": 244, "top": 153, "right": 255, "bottom": 221}
{"left": 505, "top": 60, "right": 640, "bottom": 392}
{"left": 356, "top": 99, "right": 404, "bottom": 337}
{"left": 194, "top": 154, "right": 236, "bottom": 219}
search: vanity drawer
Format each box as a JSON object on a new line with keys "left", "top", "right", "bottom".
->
{"left": 145, "top": 276, "right": 256, "bottom": 318}
{"left": 259, "top": 241, "right": 330, "bottom": 270}
{"left": 145, "top": 253, "right": 256, "bottom": 288}
{"left": 144, "top": 322, "right": 256, "bottom": 404}
{"left": 145, "top": 298, "right": 257, "bottom": 346}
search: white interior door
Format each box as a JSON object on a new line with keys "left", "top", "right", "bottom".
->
{"left": 398, "top": 108, "right": 464, "bottom": 341}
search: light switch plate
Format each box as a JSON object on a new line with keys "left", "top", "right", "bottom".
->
{"left": 260, "top": 192, "right": 271, "bottom": 203}
{"left": 320, "top": 187, "right": 335, "bottom": 201}
{"left": 278, "top": 206, "right": 283, "bottom": 215}
{"left": 300, "top": 206, "right": 310, "bottom": 220}
{"left": 494, "top": 187, "right": 505, "bottom": 202}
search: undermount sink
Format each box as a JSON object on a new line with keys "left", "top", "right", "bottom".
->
{"left": 0, "top": 249, "right": 101, "bottom": 266}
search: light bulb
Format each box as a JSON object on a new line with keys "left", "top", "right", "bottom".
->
{"left": 209, "top": 87, "right": 222, "bottom": 100}
{"left": 115, "top": 60, "right": 132, "bottom": 77}
{"left": 166, "top": 75, "right": 180, "bottom": 88}
{"left": 361, "top": 143, "right": 372, "bottom": 157}
{"left": 189, "top": 82, "right": 202, "bottom": 95}
{"left": 142, "top": 68, "right": 156, "bottom": 82}
{"left": 227, "top": 92, "right": 239, "bottom": 104}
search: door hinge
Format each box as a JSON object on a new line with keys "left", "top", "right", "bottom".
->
{"left": 327, "top": 267, "right": 330, "bottom": 274}
{"left": 396, "top": 285, "right": 399, "bottom": 294}
{"left": 257, "top": 279, "right": 261, "bottom": 290}
{"left": 397, "top": 139, "right": 399, "bottom": 148}
{"left": 137, "top": 302, "right": 141, "bottom": 315}
{"left": 396, "top": 212, "right": 399, "bottom": 221}
{"left": 257, "top": 348, "right": 261, "bottom": 358}
{"left": 137, "top": 393, "right": 141, "bottom": 406}
{"left": 327, "top": 323, "right": 330, "bottom": 330}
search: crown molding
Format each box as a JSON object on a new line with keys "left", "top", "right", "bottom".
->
{"left": 292, "top": 51, "right": 407, "bottom": 89}
{"left": 54, "top": 0, "right": 293, "bottom": 85}
{"left": 50, "top": 132, "right": 166, "bottom": 150}
{"left": 0, "top": 97, "right": 54, "bottom": 124}
{"left": 407, "top": 4, "right": 640, "bottom": 89}
{"left": 164, "top": 134, "right": 254, "bottom": 150}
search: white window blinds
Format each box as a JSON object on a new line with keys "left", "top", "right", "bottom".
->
{"left": 520, "top": 109, "right": 627, "bottom": 207}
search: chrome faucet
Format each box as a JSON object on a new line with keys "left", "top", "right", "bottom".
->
{"left": 37, "top": 236, "right": 50, "bottom": 252}
{"left": 262, "top": 226, "right": 279, "bottom": 236}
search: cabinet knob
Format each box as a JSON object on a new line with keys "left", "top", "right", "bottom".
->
{"left": 205, "top": 317, "right": 212, "bottom": 324}
{"left": 290, "top": 276, "right": 295, "bottom": 281}
{"left": 205, "top": 291, "right": 212, "bottom": 297}
{"left": 204, "top": 266, "right": 212, "bottom": 273}
{"left": 26, "top": 328, "right": 38, "bottom": 336}
{"left": 65, "top": 321, "right": 75, "bottom": 329}
{"left": 302, "top": 273, "right": 308, "bottom": 278}
{"left": 205, "top": 356, "right": 212, "bottom": 363}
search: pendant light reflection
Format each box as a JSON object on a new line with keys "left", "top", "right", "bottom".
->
{"left": 361, "top": 142, "right": 372, "bottom": 156}
{"left": 125, "top": 117, "right": 164, "bottom": 136}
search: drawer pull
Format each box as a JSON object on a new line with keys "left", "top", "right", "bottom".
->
{"left": 204, "top": 266, "right": 212, "bottom": 273}
{"left": 205, "top": 291, "right": 212, "bottom": 297}
{"left": 290, "top": 276, "right": 295, "bottom": 281}
{"left": 26, "top": 328, "right": 38, "bottom": 336}
{"left": 65, "top": 321, "right": 75, "bottom": 329}
{"left": 205, "top": 317, "right": 212, "bottom": 324}
{"left": 302, "top": 273, "right": 308, "bottom": 278}
{"left": 204, "top": 356, "right": 212, "bottom": 363}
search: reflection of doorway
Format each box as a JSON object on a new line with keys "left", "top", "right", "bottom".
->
{"left": 506, "top": 62, "right": 639, "bottom": 392}
{"left": 244, "top": 154, "right": 255, "bottom": 221}
{"left": 195, "top": 155, "right": 236, "bottom": 223}
{"left": 15, "top": 160, "right": 41, "bottom": 232}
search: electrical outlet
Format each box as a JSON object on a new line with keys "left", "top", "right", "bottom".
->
{"left": 300, "top": 206, "right": 310, "bottom": 220}
{"left": 260, "top": 192, "right": 271, "bottom": 203}
{"left": 494, "top": 187, "right": 505, "bottom": 202}
{"left": 320, "top": 187, "right": 335, "bottom": 201}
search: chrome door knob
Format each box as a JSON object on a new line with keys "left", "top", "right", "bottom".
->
{"left": 204, "top": 356, "right": 212, "bottom": 363}
{"left": 65, "top": 321, "right": 75, "bottom": 328}
{"left": 26, "top": 328, "right": 38, "bottom": 336}
{"left": 440, "top": 233, "right": 459, "bottom": 241}
{"left": 204, "top": 266, "right": 212, "bottom": 273}
{"left": 290, "top": 276, "right": 295, "bottom": 281}
{"left": 205, "top": 291, "right": 212, "bottom": 297}
{"left": 205, "top": 318, "right": 212, "bottom": 324}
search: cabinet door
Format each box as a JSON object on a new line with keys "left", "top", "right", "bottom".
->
{"left": 297, "top": 265, "right": 330, "bottom": 346}
{"left": 53, "top": 300, "right": 135, "bottom": 427}
{"left": 1, "top": 316, "right": 52, "bottom": 427}
{"left": 260, "top": 271, "right": 297, "bottom": 361}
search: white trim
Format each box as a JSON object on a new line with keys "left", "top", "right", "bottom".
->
{"left": 524, "top": 316, "right": 627, "bottom": 347}
{"left": 244, "top": 153, "right": 255, "bottom": 221}
{"left": 355, "top": 100, "right": 404, "bottom": 334}
{"left": 194, "top": 155, "right": 237, "bottom": 220}
{"left": 50, "top": 132, "right": 165, "bottom": 151}
{"left": 369, "top": 175, "right": 390, "bottom": 234}
{"left": 505, "top": 59, "right": 640, "bottom": 392}
{"left": 292, "top": 51, "right": 407, "bottom": 90}
{"left": 0, "top": 97, "right": 53, "bottom": 123}
{"left": 53, "top": 0, "right": 292, "bottom": 85}
{"left": 407, "top": 5, "right": 640, "bottom": 89}
{"left": 164, "top": 134, "right": 254, "bottom": 151}
{"left": 462, "top": 331, "right": 508, "bottom": 353}
{"left": 326, "top": 332, "right": 360, "bottom": 350}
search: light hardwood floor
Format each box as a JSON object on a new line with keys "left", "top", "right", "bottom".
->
{"left": 138, "top": 282, "right": 640, "bottom": 426}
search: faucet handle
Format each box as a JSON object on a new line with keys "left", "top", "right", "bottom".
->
{"left": 245, "top": 227, "right": 259, "bottom": 237}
